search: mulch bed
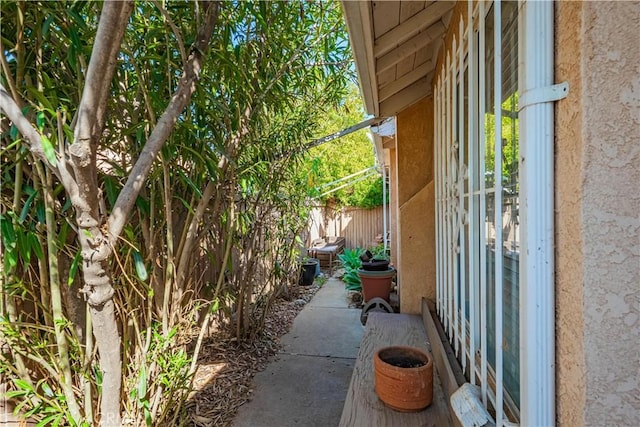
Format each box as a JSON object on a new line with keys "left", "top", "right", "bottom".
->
{"left": 185, "top": 282, "right": 322, "bottom": 426}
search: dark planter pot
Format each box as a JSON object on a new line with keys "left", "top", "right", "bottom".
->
{"left": 361, "top": 259, "right": 390, "bottom": 271}
{"left": 357, "top": 267, "right": 395, "bottom": 302}
{"left": 300, "top": 260, "right": 318, "bottom": 286}
{"left": 374, "top": 346, "right": 434, "bottom": 412}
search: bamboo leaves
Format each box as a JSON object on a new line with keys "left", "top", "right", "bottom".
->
{"left": 2, "top": 0, "right": 352, "bottom": 424}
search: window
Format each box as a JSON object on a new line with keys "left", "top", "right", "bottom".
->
{"left": 435, "top": 1, "right": 521, "bottom": 424}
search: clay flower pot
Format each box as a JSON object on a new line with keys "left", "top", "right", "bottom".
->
{"left": 373, "top": 346, "right": 433, "bottom": 412}
{"left": 357, "top": 267, "right": 396, "bottom": 302}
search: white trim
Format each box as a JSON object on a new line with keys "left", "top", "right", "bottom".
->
{"left": 518, "top": 1, "right": 556, "bottom": 425}
{"left": 467, "top": 0, "right": 478, "bottom": 387}
{"left": 446, "top": 51, "right": 453, "bottom": 339}
{"left": 478, "top": 0, "right": 488, "bottom": 408}
{"left": 452, "top": 34, "right": 459, "bottom": 358}
{"left": 435, "top": 77, "right": 441, "bottom": 321}
{"left": 382, "top": 164, "right": 388, "bottom": 253}
{"left": 457, "top": 17, "right": 467, "bottom": 376}
{"left": 493, "top": 2, "right": 505, "bottom": 425}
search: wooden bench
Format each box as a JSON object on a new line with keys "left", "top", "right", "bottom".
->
{"left": 308, "top": 236, "right": 345, "bottom": 274}
{"left": 339, "top": 312, "right": 453, "bottom": 426}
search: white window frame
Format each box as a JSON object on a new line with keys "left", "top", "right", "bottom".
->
{"left": 434, "top": 1, "right": 555, "bottom": 426}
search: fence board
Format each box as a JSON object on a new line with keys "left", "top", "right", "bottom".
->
{"left": 307, "top": 205, "right": 384, "bottom": 250}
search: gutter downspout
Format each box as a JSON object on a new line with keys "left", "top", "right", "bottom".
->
{"left": 519, "top": 1, "right": 568, "bottom": 425}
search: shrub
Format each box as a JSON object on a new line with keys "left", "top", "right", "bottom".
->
{"left": 338, "top": 248, "right": 364, "bottom": 291}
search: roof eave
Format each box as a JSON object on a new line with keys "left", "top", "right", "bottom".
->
{"left": 341, "top": 1, "right": 379, "bottom": 117}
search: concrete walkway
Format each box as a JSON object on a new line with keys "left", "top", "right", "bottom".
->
{"left": 233, "top": 277, "right": 364, "bottom": 427}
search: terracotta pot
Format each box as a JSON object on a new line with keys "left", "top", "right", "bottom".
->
{"left": 373, "top": 346, "right": 433, "bottom": 412}
{"left": 358, "top": 267, "right": 395, "bottom": 302}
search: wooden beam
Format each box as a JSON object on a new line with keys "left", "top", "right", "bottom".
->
{"left": 379, "top": 74, "right": 433, "bottom": 117}
{"left": 374, "top": 1, "right": 454, "bottom": 58}
{"left": 341, "top": 1, "right": 378, "bottom": 116}
{"left": 422, "top": 299, "right": 466, "bottom": 425}
{"left": 379, "top": 61, "right": 433, "bottom": 102}
{"left": 376, "top": 21, "right": 445, "bottom": 75}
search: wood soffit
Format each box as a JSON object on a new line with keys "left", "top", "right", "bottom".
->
{"left": 343, "top": 0, "right": 454, "bottom": 117}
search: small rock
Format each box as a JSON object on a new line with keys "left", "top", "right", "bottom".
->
{"left": 347, "top": 291, "right": 362, "bottom": 304}
{"left": 294, "top": 299, "right": 307, "bottom": 306}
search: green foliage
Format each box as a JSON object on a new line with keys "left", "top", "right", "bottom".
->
{"left": 338, "top": 247, "right": 364, "bottom": 270}
{"left": 303, "top": 85, "right": 384, "bottom": 208}
{"left": 368, "top": 243, "right": 389, "bottom": 261}
{"left": 1, "top": 0, "right": 353, "bottom": 423}
{"left": 0, "top": 316, "right": 86, "bottom": 426}
{"left": 483, "top": 92, "right": 519, "bottom": 189}
{"left": 338, "top": 248, "right": 364, "bottom": 291}
{"left": 125, "top": 324, "right": 193, "bottom": 425}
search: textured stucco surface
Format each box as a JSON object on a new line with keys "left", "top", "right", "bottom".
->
{"left": 395, "top": 96, "right": 436, "bottom": 314}
{"left": 579, "top": 2, "right": 640, "bottom": 425}
{"left": 396, "top": 97, "right": 433, "bottom": 205}
{"left": 555, "top": 2, "right": 587, "bottom": 424}
{"left": 398, "top": 182, "right": 436, "bottom": 314}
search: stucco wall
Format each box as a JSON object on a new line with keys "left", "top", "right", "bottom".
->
{"left": 395, "top": 96, "right": 436, "bottom": 314}
{"left": 398, "top": 181, "right": 435, "bottom": 314}
{"left": 556, "top": 1, "right": 640, "bottom": 425}
{"left": 579, "top": 2, "right": 640, "bottom": 424}
{"left": 555, "top": 2, "right": 586, "bottom": 424}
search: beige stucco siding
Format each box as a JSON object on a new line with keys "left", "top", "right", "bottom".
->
{"left": 555, "top": 2, "right": 587, "bottom": 424}
{"left": 395, "top": 96, "right": 436, "bottom": 314}
{"left": 557, "top": 1, "right": 640, "bottom": 425}
{"left": 578, "top": 2, "right": 640, "bottom": 425}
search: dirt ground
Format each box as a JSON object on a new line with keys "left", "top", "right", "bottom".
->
{"left": 185, "top": 282, "right": 322, "bottom": 426}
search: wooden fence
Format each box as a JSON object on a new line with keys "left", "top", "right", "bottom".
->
{"left": 306, "top": 205, "right": 384, "bottom": 250}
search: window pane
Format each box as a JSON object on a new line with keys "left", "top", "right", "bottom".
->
{"left": 501, "top": 0, "right": 520, "bottom": 409}
{"left": 485, "top": 0, "right": 520, "bottom": 410}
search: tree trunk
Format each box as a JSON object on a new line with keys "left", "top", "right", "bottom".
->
{"left": 0, "top": 2, "right": 221, "bottom": 424}
{"left": 89, "top": 301, "right": 121, "bottom": 426}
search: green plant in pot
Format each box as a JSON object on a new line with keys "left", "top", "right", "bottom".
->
{"left": 358, "top": 246, "right": 395, "bottom": 302}
{"left": 360, "top": 245, "right": 390, "bottom": 271}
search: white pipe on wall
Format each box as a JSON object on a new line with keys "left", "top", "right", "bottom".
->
{"left": 518, "top": 1, "right": 556, "bottom": 425}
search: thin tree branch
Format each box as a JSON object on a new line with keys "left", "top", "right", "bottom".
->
{"left": 74, "top": 0, "right": 134, "bottom": 146}
{"left": 151, "top": 0, "right": 187, "bottom": 67}
{"left": 0, "top": 39, "right": 20, "bottom": 103}
{"left": 1, "top": 84, "right": 49, "bottom": 165}
{"left": 107, "top": 1, "right": 220, "bottom": 246}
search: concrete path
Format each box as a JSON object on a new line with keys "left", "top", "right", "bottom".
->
{"left": 233, "top": 277, "right": 364, "bottom": 427}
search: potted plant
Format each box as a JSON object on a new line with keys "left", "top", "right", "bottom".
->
{"left": 373, "top": 346, "right": 434, "bottom": 412}
{"left": 360, "top": 247, "right": 390, "bottom": 271}
{"left": 358, "top": 248, "right": 395, "bottom": 302}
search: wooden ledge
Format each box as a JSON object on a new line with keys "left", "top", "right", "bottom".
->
{"left": 422, "top": 298, "right": 467, "bottom": 427}
{"left": 339, "top": 312, "right": 452, "bottom": 426}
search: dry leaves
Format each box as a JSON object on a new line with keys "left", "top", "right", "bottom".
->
{"left": 185, "top": 283, "right": 320, "bottom": 426}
